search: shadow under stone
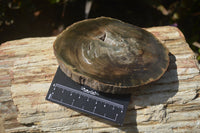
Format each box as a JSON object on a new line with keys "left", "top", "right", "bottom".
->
{"left": 119, "top": 53, "right": 179, "bottom": 132}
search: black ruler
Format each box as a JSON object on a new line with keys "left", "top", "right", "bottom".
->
{"left": 46, "top": 67, "right": 130, "bottom": 125}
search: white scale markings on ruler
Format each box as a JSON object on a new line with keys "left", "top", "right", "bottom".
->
{"left": 53, "top": 83, "right": 124, "bottom": 109}
{"left": 49, "top": 83, "right": 124, "bottom": 121}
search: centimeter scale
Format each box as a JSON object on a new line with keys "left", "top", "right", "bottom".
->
{"left": 46, "top": 67, "right": 131, "bottom": 125}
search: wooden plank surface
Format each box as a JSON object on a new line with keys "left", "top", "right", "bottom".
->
{"left": 0, "top": 26, "right": 200, "bottom": 133}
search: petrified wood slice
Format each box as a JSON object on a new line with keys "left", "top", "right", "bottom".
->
{"left": 53, "top": 17, "right": 169, "bottom": 93}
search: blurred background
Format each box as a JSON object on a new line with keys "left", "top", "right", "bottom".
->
{"left": 0, "top": 0, "right": 200, "bottom": 61}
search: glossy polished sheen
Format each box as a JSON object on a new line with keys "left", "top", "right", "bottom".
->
{"left": 53, "top": 17, "right": 169, "bottom": 94}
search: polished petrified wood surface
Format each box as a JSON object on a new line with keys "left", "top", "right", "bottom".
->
{"left": 0, "top": 26, "right": 200, "bottom": 133}
{"left": 54, "top": 17, "right": 169, "bottom": 93}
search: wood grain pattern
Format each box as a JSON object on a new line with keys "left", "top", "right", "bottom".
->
{"left": 0, "top": 26, "right": 200, "bottom": 133}
{"left": 54, "top": 17, "right": 169, "bottom": 93}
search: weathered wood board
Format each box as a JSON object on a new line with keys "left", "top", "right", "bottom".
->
{"left": 0, "top": 26, "right": 200, "bottom": 133}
